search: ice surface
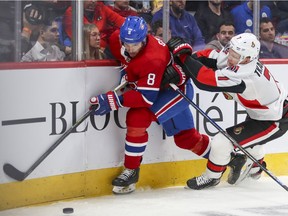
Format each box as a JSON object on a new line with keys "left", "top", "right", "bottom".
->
{"left": 1, "top": 176, "right": 288, "bottom": 216}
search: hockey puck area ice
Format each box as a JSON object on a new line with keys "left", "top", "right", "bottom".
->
{"left": 63, "top": 207, "right": 74, "bottom": 214}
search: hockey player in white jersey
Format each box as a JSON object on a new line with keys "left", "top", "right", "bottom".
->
{"left": 167, "top": 33, "right": 288, "bottom": 190}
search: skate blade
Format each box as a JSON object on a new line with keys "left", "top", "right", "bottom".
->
{"left": 112, "top": 184, "right": 136, "bottom": 194}
{"left": 234, "top": 159, "right": 253, "bottom": 185}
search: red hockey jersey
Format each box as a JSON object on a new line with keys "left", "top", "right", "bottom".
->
{"left": 109, "top": 31, "right": 171, "bottom": 108}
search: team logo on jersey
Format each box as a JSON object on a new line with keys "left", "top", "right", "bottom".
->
{"left": 140, "top": 23, "right": 145, "bottom": 30}
{"left": 227, "top": 65, "right": 239, "bottom": 73}
{"left": 233, "top": 126, "right": 244, "bottom": 135}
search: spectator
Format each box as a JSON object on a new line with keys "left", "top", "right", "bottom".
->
{"left": 0, "top": 22, "right": 14, "bottom": 62}
{"left": 54, "top": 16, "right": 72, "bottom": 59}
{"left": 84, "top": 24, "right": 106, "bottom": 60}
{"left": 267, "top": 1, "right": 288, "bottom": 46}
{"left": 259, "top": 17, "right": 288, "bottom": 59}
{"left": 267, "top": 1, "right": 288, "bottom": 27}
{"left": 151, "top": 0, "right": 163, "bottom": 15}
{"left": 108, "top": 0, "right": 138, "bottom": 16}
{"left": 104, "top": 0, "right": 138, "bottom": 44}
{"left": 0, "top": 1, "right": 15, "bottom": 62}
{"left": 21, "top": 3, "right": 44, "bottom": 57}
{"left": 63, "top": 0, "right": 125, "bottom": 49}
{"left": 21, "top": 20, "right": 65, "bottom": 62}
{"left": 195, "top": 0, "right": 233, "bottom": 43}
{"left": 231, "top": 0, "right": 272, "bottom": 34}
{"left": 152, "top": 0, "right": 205, "bottom": 51}
{"left": 185, "top": 1, "right": 205, "bottom": 12}
{"left": 130, "top": 1, "right": 152, "bottom": 13}
{"left": 205, "top": 20, "right": 235, "bottom": 50}
{"left": 139, "top": 13, "right": 153, "bottom": 34}
{"left": 104, "top": 8, "right": 154, "bottom": 60}
{"left": 21, "top": 1, "right": 70, "bottom": 57}
{"left": 222, "top": 1, "right": 242, "bottom": 11}
{"left": 151, "top": 19, "right": 171, "bottom": 41}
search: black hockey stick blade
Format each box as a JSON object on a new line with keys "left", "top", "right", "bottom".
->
{"left": 3, "top": 108, "right": 95, "bottom": 181}
{"left": 3, "top": 163, "right": 27, "bottom": 181}
{"left": 3, "top": 82, "right": 127, "bottom": 181}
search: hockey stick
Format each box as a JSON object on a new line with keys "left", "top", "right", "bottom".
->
{"left": 170, "top": 83, "right": 288, "bottom": 191}
{"left": 3, "top": 82, "right": 127, "bottom": 181}
{"left": 3, "top": 109, "right": 94, "bottom": 181}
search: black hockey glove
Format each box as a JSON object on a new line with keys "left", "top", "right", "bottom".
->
{"left": 166, "top": 37, "right": 192, "bottom": 57}
{"left": 161, "top": 62, "right": 187, "bottom": 89}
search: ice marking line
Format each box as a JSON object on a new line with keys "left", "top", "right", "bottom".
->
{"left": 2, "top": 117, "right": 46, "bottom": 126}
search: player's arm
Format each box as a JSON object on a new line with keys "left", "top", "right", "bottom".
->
{"left": 191, "top": 50, "right": 218, "bottom": 70}
{"left": 178, "top": 55, "right": 246, "bottom": 93}
{"left": 167, "top": 37, "right": 218, "bottom": 70}
{"left": 167, "top": 37, "right": 245, "bottom": 93}
{"left": 121, "top": 61, "right": 165, "bottom": 108}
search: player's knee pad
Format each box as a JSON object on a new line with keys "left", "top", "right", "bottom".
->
{"left": 174, "top": 128, "right": 200, "bottom": 149}
{"left": 209, "top": 133, "right": 234, "bottom": 165}
{"left": 174, "top": 128, "right": 210, "bottom": 158}
{"left": 127, "top": 127, "right": 147, "bottom": 137}
{"left": 245, "top": 145, "right": 265, "bottom": 161}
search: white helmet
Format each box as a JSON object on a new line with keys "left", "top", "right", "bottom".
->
{"left": 229, "top": 33, "right": 260, "bottom": 62}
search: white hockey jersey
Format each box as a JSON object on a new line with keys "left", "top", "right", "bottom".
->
{"left": 188, "top": 48, "right": 288, "bottom": 121}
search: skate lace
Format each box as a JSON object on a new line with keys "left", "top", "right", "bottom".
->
{"left": 196, "top": 174, "right": 211, "bottom": 186}
{"left": 118, "top": 169, "right": 135, "bottom": 180}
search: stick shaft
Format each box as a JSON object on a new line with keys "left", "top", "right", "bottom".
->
{"left": 3, "top": 82, "right": 127, "bottom": 181}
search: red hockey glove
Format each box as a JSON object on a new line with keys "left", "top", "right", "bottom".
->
{"left": 89, "top": 91, "right": 123, "bottom": 116}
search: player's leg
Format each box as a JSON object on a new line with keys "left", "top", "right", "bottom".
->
{"left": 186, "top": 119, "right": 269, "bottom": 189}
{"left": 170, "top": 108, "right": 211, "bottom": 158}
{"left": 229, "top": 101, "right": 288, "bottom": 183}
{"left": 186, "top": 132, "right": 232, "bottom": 190}
{"left": 112, "top": 107, "right": 155, "bottom": 194}
{"left": 226, "top": 118, "right": 282, "bottom": 184}
{"left": 226, "top": 152, "right": 247, "bottom": 184}
{"left": 245, "top": 145, "right": 266, "bottom": 180}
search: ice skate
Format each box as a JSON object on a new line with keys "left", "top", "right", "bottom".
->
{"left": 112, "top": 168, "right": 139, "bottom": 194}
{"left": 249, "top": 161, "right": 266, "bottom": 180}
{"left": 227, "top": 153, "right": 247, "bottom": 184}
{"left": 186, "top": 174, "right": 220, "bottom": 190}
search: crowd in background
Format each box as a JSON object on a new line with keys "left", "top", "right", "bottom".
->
{"left": 1, "top": 0, "right": 288, "bottom": 63}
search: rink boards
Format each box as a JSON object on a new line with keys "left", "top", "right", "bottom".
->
{"left": 0, "top": 60, "right": 288, "bottom": 210}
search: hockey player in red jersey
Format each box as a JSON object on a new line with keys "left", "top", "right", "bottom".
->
{"left": 168, "top": 33, "right": 288, "bottom": 190}
{"left": 89, "top": 16, "right": 210, "bottom": 194}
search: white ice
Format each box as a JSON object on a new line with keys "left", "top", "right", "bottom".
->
{"left": 1, "top": 176, "right": 288, "bottom": 216}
